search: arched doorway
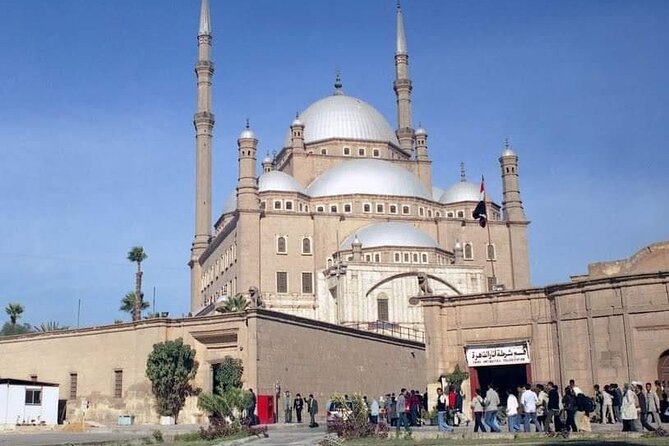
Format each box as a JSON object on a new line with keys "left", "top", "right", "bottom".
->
{"left": 658, "top": 350, "right": 669, "bottom": 382}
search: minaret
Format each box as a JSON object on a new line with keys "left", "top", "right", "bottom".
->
{"left": 190, "top": 0, "right": 215, "bottom": 310}
{"left": 394, "top": 1, "right": 414, "bottom": 153}
{"left": 414, "top": 124, "right": 432, "bottom": 188}
{"left": 262, "top": 153, "right": 273, "bottom": 173}
{"left": 290, "top": 113, "right": 305, "bottom": 153}
{"left": 499, "top": 139, "right": 526, "bottom": 221}
{"left": 237, "top": 120, "right": 259, "bottom": 210}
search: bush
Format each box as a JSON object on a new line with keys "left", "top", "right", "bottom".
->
{"left": 151, "top": 430, "right": 163, "bottom": 443}
{"left": 198, "top": 417, "right": 268, "bottom": 440}
{"left": 326, "top": 394, "right": 388, "bottom": 440}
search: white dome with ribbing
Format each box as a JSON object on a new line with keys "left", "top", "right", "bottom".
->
{"left": 340, "top": 222, "right": 439, "bottom": 250}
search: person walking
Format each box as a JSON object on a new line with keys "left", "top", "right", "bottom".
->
{"left": 396, "top": 389, "right": 411, "bottom": 433}
{"left": 470, "top": 388, "right": 487, "bottom": 433}
{"left": 370, "top": 398, "right": 380, "bottom": 425}
{"left": 294, "top": 393, "right": 304, "bottom": 423}
{"left": 506, "top": 389, "right": 520, "bottom": 432}
{"left": 546, "top": 382, "right": 562, "bottom": 432}
{"left": 612, "top": 383, "right": 623, "bottom": 422}
{"left": 247, "top": 388, "right": 257, "bottom": 425}
{"left": 521, "top": 384, "right": 541, "bottom": 432}
{"left": 621, "top": 383, "right": 639, "bottom": 432}
{"left": 389, "top": 394, "right": 398, "bottom": 427}
{"left": 307, "top": 394, "right": 319, "bottom": 428}
{"left": 645, "top": 382, "right": 661, "bottom": 426}
{"left": 575, "top": 390, "right": 592, "bottom": 432}
{"left": 636, "top": 384, "right": 656, "bottom": 432}
{"left": 536, "top": 384, "right": 549, "bottom": 431}
{"left": 284, "top": 390, "right": 293, "bottom": 423}
{"left": 436, "top": 387, "right": 453, "bottom": 433}
{"left": 563, "top": 387, "right": 578, "bottom": 432}
{"left": 484, "top": 383, "right": 501, "bottom": 432}
{"left": 454, "top": 389, "right": 470, "bottom": 427}
{"left": 602, "top": 385, "right": 615, "bottom": 424}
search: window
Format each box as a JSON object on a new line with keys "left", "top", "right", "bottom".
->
{"left": 285, "top": 200, "right": 293, "bottom": 210}
{"left": 421, "top": 253, "right": 428, "bottom": 263}
{"left": 394, "top": 252, "right": 401, "bottom": 263}
{"left": 402, "top": 205, "right": 410, "bottom": 215}
{"left": 427, "top": 209, "right": 433, "bottom": 217}
{"left": 403, "top": 252, "right": 410, "bottom": 262}
{"left": 343, "top": 147, "right": 351, "bottom": 156}
{"left": 302, "top": 237, "right": 312, "bottom": 254}
{"left": 316, "top": 206, "right": 324, "bottom": 213}
{"left": 436, "top": 211, "right": 441, "bottom": 217}
{"left": 298, "top": 203, "right": 303, "bottom": 212}
{"left": 447, "top": 211, "right": 454, "bottom": 218}
{"left": 301, "top": 272, "right": 313, "bottom": 294}
{"left": 464, "top": 243, "right": 473, "bottom": 260}
{"left": 277, "top": 236, "right": 287, "bottom": 254}
{"left": 363, "top": 203, "right": 371, "bottom": 213}
{"left": 412, "top": 253, "right": 419, "bottom": 263}
{"left": 305, "top": 205, "right": 309, "bottom": 212}
{"left": 69, "top": 373, "right": 78, "bottom": 400}
{"left": 365, "top": 254, "right": 372, "bottom": 262}
{"left": 456, "top": 210, "right": 465, "bottom": 218}
{"left": 273, "top": 200, "right": 282, "bottom": 210}
{"left": 419, "top": 207, "right": 425, "bottom": 216}
{"left": 260, "top": 201, "right": 266, "bottom": 210}
{"left": 358, "top": 148, "right": 365, "bottom": 156}
{"left": 25, "top": 389, "right": 42, "bottom": 405}
{"left": 376, "top": 203, "right": 384, "bottom": 213}
{"left": 343, "top": 203, "right": 352, "bottom": 213}
{"left": 377, "top": 299, "right": 389, "bottom": 322}
{"left": 114, "top": 370, "right": 123, "bottom": 398}
{"left": 389, "top": 205, "right": 398, "bottom": 214}
{"left": 276, "top": 272, "right": 288, "bottom": 293}
{"left": 320, "top": 148, "right": 327, "bottom": 155}
{"left": 487, "top": 276, "right": 498, "bottom": 292}
{"left": 373, "top": 149, "right": 380, "bottom": 157}
{"left": 330, "top": 204, "right": 338, "bottom": 213}
{"left": 487, "top": 244, "right": 496, "bottom": 261}
{"left": 374, "top": 253, "right": 381, "bottom": 262}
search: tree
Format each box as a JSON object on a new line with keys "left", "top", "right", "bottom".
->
{"left": 36, "top": 321, "right": 69, "bottom": 332}
{"left": 120, "top": 292, "right": 150, "bottom": 319}
{"left": 443, "top": 364, "right": 469, "bottom": 390}
{"left": 127, "top": 246, "right": 148, "bottom": 322}
{"left": 0, "top": 322, "right": 32, "bottom": 336}
{"left": 5, "top": 302, "right": 24, "bottom": 325}
{"left": 215, "top": 356, "right": 244, "bottom": 392}
{"left": 146, "top": 338, "right": 198, "bottom": 422}
{"left": 218, "top": 294, "right": 249, "bottom": 314}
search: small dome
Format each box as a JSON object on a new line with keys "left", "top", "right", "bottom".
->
{"left": 340, "top": 222, "right": 439, "bottom": 250}
{"left": 262, "top": 155, "right": 272, "bottom": 164}
{"left": 239, "top": 127, "right": 256, "bottom": 139}
{"left": 501, "top": 148, "right": 516, "bottom": 157}
{"left": 291, "top": 117, "right": 303, "bottom": 127}
{"left": 307, "top": 159, "right": 432, "bottom": 200}
{"left": 432, "top": 186, "right": 444, "bottom": 201}
{"left": 222, "top": 190, "right": 237, "bottom": 214}
{"left": 283, "top": 94, "right": 399, "bottom": 147}
{"left": 259, "top": 171, "right": 305, "bottom": 194}
{"left": 440, "top": 181, "right": 481, "bottom": 204}
{"left": 415, "top": 127, "right": 427, "bottom": 136}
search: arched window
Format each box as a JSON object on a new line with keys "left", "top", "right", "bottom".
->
{"left": 302, "top": 237, "right": 312, "bottom": 254}
{"left": 277, "top": 236, "right": 287, "bottom": 254}
{"left": 487, "top": 244, "right": 496, "bottom": 260}
{"left": 464, "top": 243, "right": 473, "bottom": 260}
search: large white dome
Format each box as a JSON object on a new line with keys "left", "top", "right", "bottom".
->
{"left": 307, "top": 159, "right": 432, "bottom": 200}
{"left": 440, "top": 181, "right": 481, "bottom": 204}
{"left": 284, "top": 94, "right": 399, "bottom": 147}
{"left": 340, "top": 222, "right": 439, "bottom": 250}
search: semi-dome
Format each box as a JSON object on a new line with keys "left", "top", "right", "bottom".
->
{"left": 283, "top": 94, "right": 399, "bottom": 147}
{"left": 340, "top": 222, "right": 439, "bottom": 250}
{"left": 307, "top": 159, "right": 432, "bottom": 199}
{"left": 440, "top": 181, "right": 481, "bottom": 204}
{"left": 258, "top": 170, "right": 306, "bottom": 194}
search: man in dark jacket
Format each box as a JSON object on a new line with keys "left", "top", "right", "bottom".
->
{"left": 612, "top": 383, "right": 623, "bottom": 422}
{"left": 307, "top": 394, "right": 319, "bottom": 428}
{"left": 546, "top": 382, "right": 562, "bottom": 432}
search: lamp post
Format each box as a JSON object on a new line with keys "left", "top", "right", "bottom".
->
{"left": 274, "top": 381, "right": 281, "bottom": 423}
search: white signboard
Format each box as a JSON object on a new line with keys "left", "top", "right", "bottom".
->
{"left": 465, "top": 342, "right": 530, "bottom": 367}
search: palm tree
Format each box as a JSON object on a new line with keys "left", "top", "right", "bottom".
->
{"left": 127, "top": 246, "right": 148, "bottom": 322}
{"left": 120, "top": 292, "right": 150, "bottom": 319}
{"left": 218, "top": 294, "right": 249, "bottom": 313}
{"left": 5, "top": 303, "right": 24, "bottom": 326}
{"left": 36, "top": 321, "right": 69, "bottom": 332}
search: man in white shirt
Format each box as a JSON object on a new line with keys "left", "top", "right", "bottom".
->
{"left": 521, "top": 384, "right": 541, "bottom": 432}
{"left": 506, "top": 389, "right": 521, "bottom": 432}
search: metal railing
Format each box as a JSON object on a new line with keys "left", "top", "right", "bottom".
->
{"left": 348, "top": 320, "right": 425, "bottom": 343}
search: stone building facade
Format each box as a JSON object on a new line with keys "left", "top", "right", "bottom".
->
{"left": 420, "top": 241, "right": 669, "bottom": 403}
{"left": 0, "top": 309, "right": 425, "bottom": 425}
{"left": 190, "top": 0, "right": 531, "bottom": 335}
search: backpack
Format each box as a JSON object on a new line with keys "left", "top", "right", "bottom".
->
{"left": 582, "top": 396, "right": 595, "bottom": 413}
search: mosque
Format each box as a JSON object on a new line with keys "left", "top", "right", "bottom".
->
{"left": 190, "top": 0, "right": 530, "bottom": 335}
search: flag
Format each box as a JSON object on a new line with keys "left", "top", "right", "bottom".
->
{"left": 472, "top": 176, "right": 487, "bottom": 228}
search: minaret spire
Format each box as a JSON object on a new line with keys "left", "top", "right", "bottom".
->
{"left": 190, "top": 0, "right": 216, "bottom": 311}
{"left": 394, "top": 1, "right": 414, "bottom": 153}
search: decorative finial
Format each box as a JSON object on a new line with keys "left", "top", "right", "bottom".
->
{"left": 245, "top": 118, "right": 250, "bottom": 129}
{"left": 397, "top": 0, "right": 402, "bottom": 10}
{"left": 460, "top": 162, "right": 466, "bottom": 182}
{"left": 333, "top": 70, "right": 343, "bottom": 95}
{"left": 295, "top": 111, "right": 299, "bottom": 119}
{"left": 396, "top": 1, "right": 408, "bottom": 54}
{"left": 198, "top": 0, "right": 211, "bottom": 36}
{"left": 504, "top": 137, "right": 510, "bottom": 149}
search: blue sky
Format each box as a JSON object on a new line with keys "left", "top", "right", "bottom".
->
{"left": 0, "top": 0, "right": 667, "bottom": 328}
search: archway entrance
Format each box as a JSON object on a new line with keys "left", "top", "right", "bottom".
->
{"left": 658, "top": 350, "right": 669, "bottom": 382}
